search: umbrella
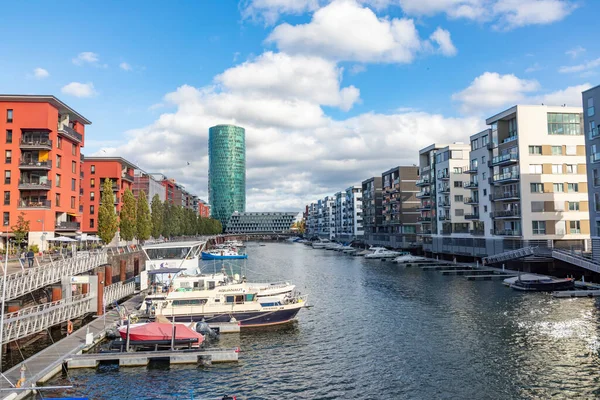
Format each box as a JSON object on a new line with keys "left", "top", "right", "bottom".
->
{"left": 85, "top": 235, "right": 102, "bottom": 242}
{"left": 48, "top": 236, "right": 77, "bottom": 242}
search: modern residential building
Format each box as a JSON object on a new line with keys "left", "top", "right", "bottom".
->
{"left": 583, "top": 86, "right": 600, "bottom": 261}
{"left": 198, "top": 199, "right": 210, "bottom": 218}
{"left": 306, "top": 202, "right": 318, "bottom": 237}
{"left": 0, "top": 94, "right": 91, "bottom": 249}
{"left": 317, "top": 196, "right": 335, "bottom": 239}
{"left": 208, "top": 124, "right": 246, "bottom": 227}
{"left": 361, "top": 176, "right": 383, "bottom": 240}
{"left": 341, "top": 185, "right": 363, "bottom": 240}
{"left": 333, "top": 191, "right": 345, "bottom": 238}
{"left": 81, "top": 157, "right": 137, "bottom": 237}
{"left": 225, "top": 212, "right": 297, "bottom": 234}
{"left": 423, "top": 105, "right": 589, "bottom": 258}
{"left": 380, "top": 166, "right": 420, "bottom": 248}
{"left": 132, "top": 169, "right": 166, "bottom": 203}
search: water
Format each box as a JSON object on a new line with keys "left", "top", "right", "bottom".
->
{"left": 46, "top": 242, "right": 600, "bottom": 399}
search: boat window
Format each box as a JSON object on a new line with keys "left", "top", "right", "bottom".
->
{"left": 214, "top": 298, "right": 220, "bottom": 302}
{"left": 146, "top": 246, "right": 192, "bottom": 260}
{"left": 260, "top": 301, "right": 281, "bottom": 307}
{"left": 172, "top": 299, "right": 207, "bottom": 306}
{"left": 235, "top": 295, "right": 244, "bottom": 304}
{"left": 245, "top": 294, "right": 254, "bottom": 302}
{"left": 225, "top": 296, "right": 234, "bottom": 303}
{"left": 194, "top": 280, "right": 205, "bottom": 290}
{"left": 208, "top": 281, "right": 215, "bottom": 290}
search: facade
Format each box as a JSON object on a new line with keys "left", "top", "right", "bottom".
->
{"left": 208, "top": 124, "right": 246, "bottom": 227}
{"left": 333, "top": 191, "right": 345, "bottom": 238}
{"left": 132, "top": 170, "right": 166, "bottom": 203}
{"left": 198, "top": 200, "right": 210, "bottom": 218}
{"left": 81, "top": 157, "right": 137, "bottom": 236}
{"left": 306, "top": 202, "right": 318, "bottom": 237}
{"left": 342, "top": 186, "right": 363, "bottom": 240}
{"left": 583, "top": 86, "right": 600, "bottom": 261}
{"left": 225, "top": 212, "right": 297, "bottom": 234}
{"left": 361, "top": 177, "right": 383, "bottom": 238}
{"left": 316, "top": 196, "right": 334, "bottom": 239}
{"left": 380, "top": 166, "right": 420, "bottom": 247}
{"left": 423, "top": 105, "right": 589, "bottom": 258}
{"left": 0, "top": 95, "right": 91, "bottom": 249}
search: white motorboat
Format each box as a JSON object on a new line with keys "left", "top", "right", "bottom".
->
{"left": 502, "top": 273, "right": 550, "bottom": 287}
{"left": 312, "top": 239, "right": 331, "bottom": 249}
{"left": 364, "top": 247, "right": 403, "bottom": 259}
{"left": 392, "top": 253, "right": 428, "bottom": 263}
{"left": 325, "top": 243, "right": 344, "bottom": 250}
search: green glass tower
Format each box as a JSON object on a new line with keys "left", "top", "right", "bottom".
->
{"left": 208, "top": 124, "right": 246, "bottom": 227}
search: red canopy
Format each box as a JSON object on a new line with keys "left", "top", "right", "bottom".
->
{"left": 119, "top": 322, "right": 204, "bottom": 344}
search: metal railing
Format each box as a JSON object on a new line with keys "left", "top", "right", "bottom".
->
{"left": 19, "top": 159, "right": 52, "bottom": 169}
{"left": 18, "top": 199, "right": 51, "bottom": 209}
{"left": 0, "top": 252, "right": 108, "bottom": 302}
{"left": 551, "top": 249, "right": 600, "bottom": 274}
{"left": 490, "top": 152, "right": 518, "bottom": 166}
{"left": 491, "top": 171, "right": 519, "bottom": 183}
{"left": 483, "top": 246, "right": 535, "bottom": 265}
{"left": 103, "top": 281, "right": 136, "bottom": 307}
{"left": 18, "top": 179, "right": 52, "bottom": 190}
{"left": 490, "top": 191, "right": 520, "bottom": 201}
{"left": 58, "top": 125, "right": 83, "bottom": 142}
{"left": 2, "top": 294, "right": 93, "bottom": 345}
{"left": 55, "top": 221, "right": 81, "bottom": 230}
{"left": 19, "top": 138, "right": 52, "bottom": 149}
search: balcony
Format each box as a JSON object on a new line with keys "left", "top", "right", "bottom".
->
{"left": 122, "top": 173, "right": 135, "bottom": 182}
{"left": 493, "top": 229, "right": 522, "bottom": 236}
{"left": 487, "top": 141, "right": 498, "bottom": 150}
{"left": 438, "top": 171, "right": 450, "bottom": 180}
{"left": 418, "top": 229, "right": 432, "bottom": 235}
{"left": 417, "top": 216, "right": 432, "bottom": 222}
{"left": 464, "top": 197, "right": 479, "bottom": 205}
{"left": 439, "top": 215, "right": 451, "bottom": 221}
{"left": 416, "top": 191, "right": 431, "bottom": 198}
{"left": 415, "top": 178, "right": 430, "bottom": 187}
{"left": 418, "top": 203, "right": 432, "bottom": 211}
{"left": 440, "top": 202, "right": 451, "bottom": 208}
{"left": 439, "top": 187, "right": 451, "bottom": 194}
{"left": 19, "top": 160, "right": 52, "bottom": 170}
{"left": 18, "top": 199, "right": 51, "bottom": 209}
{"left": 469, "top": 229, "right": 485, "bottom": 236}
{"left": 500, "top": 135, "right": 518, "bottom": 145}
{"left": 19, "top": 138, "right": 52, "bottom": 150}
{"left": 490, "top": 209, "right": 521, "bottom": 218}
{"left": 465, "top": 214, "right": 480, "bottom": 220}
{"left": 55, "top": 221, "right": 81, "bottom": 231}
{"left": 464, "top": 165, "right": 478, "bottom": 174}
{"left": 18, "top": 179, "right": 52, "bottom": 190}
{"left": 489, "top": 153, "right": 518, "bottom": 167}
{"left": 491, "top": 171, "right": 519, "bottom": 184}
{"left": 80, "top": 153, "right": 85, "bottom": 162}
{"left": 58, "top": 125, "right": 83, "bottom": 143}
{"left": 99, "top": 183, "right": 119, "bottom": 191}
{"left": 490, "top": 191, "right": 520, "bottom": 201}
{"left": 464, "top": 181, "right": 478, "bottom": 189}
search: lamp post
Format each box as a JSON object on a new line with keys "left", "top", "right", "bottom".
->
{"left": 37, "top": 219, "right": 45, "bottom": 254}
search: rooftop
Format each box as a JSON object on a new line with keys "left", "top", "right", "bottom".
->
{"left": 83, "top": 156, "right": 139, "bottom": 170}
{"left": 0, "top": 94, "right": 92, "bottom": 124}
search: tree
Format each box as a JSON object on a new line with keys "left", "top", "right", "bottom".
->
{"left": 136, "top": 190, "right": 152, "bottom": 242}
{"left": 171, "top": 206, "right": 183, "bottom": 237}
{"left": 161, "top": 201, "right": 172, "bottom": 238}
{"left": 119, "top": 189, "right": 137, "bottom": 241}
{"left": 150, "top": 195, "right": 163, "bottom": 238}
{"left": 197, "top": 216, "right": 208, "bottom": 235}
{"left": 98, "top": 178, "right": 118, "bottom": 244}
{"left": 11, "top": 212, "right": 30, "bottom": 248}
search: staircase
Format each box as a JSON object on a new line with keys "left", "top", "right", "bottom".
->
{"left": 483, "top": 247, "right": 536, "bottom": 265}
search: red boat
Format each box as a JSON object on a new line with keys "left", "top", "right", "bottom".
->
{"left": 118, "top": 322, "right": 204, "bottom": 346}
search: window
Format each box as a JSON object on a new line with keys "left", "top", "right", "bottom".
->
{"left": 71, "top": 178, "right": 76, "bottom": 191}
{"left": 71, "top": 196, "right": 76, "bottom": 208}
{"left": 55, "top": 193, "right": 60, "bottom": 207}
{"left": 529, "top": 146, "right": 542, "bottom": 155}
{"left": 6, "top": 109, "right": 13, "bottom": 123}
{"left": 481, "top": 135, "right": 489, "bottom": 146}
{"left": 5, "top": 130, "right": 12, "bottom": 144}
{"left": 90, "top": 178, "right": 95, "bottom": 188}
{"left": 2, "top": 212, "right": 9, "bottom": 226}
{"left": 72, "top": 143, "right": 77, "bottom": 156}
{"left": 566, "top": 146, "right": 576, "bottom": 155}
{"left": 484, "top": 205, "right": 488, "bottom": 212}
{"left": 567, "top": 183, "right": 579, "bottom": 192}
{"left": 596, "top": 193, "right": 600, "bottom": 212}
{"left": 4, "top": 171, "right": 10, "bottom": 185}
{"left": 531, "top": 202, "right": 544, "bottom": 212}
{"left": 451, "top": 150, "right": 463, "bottom": 159}
{"left": 566, "top": 164, "right": 576, "bottom": 174}
{"left": 552, "top": 146, "right": 563, "bottom": 155}
{"left": 454, "top": 181, "right": 463, "bottom": 188}
{"left": 553, "top": 183, "right": 564, "bottom": 192}
{"left": 532, "top": 221, "right": 546, "bottom": 235}
{"left": 56, "top": 155, "right": 62, "bottom": 168}
{"left": 589, "top": 97, "right": 595, "bottom": 117}
{"left": 595, "top": 169, "right": 600, "bottom": 186}
{"left": 551, "top": 164, "right": 563, "bottom": 174}
{"left": 455, "top": 209, "right": 464, "bottom": 217}
{"left": 508, "top": 117, "right": 517, "bottom": 137}
{"left": 483, "top": 189, "right": 487, "bottom": 196}
{"left": 90, "top": 191, "right": 95, "bottom": 201}
{"left": 90, "top": 165, "right": 95, "bottom": 174}
{"left": 471, "top": 139, "right": 479, "bottom": 150}
{"left": 570, "top": 221, "right": 581, "bottom": 234}
{"left": 72, "top": 161, "right": 76, "bottom": 173}
{"left": 3, "top": 191, "right": 9, "bottom": 206}
{"left": 90, "top": 205, "right": 95, "bottom": 214}
{"left": 453, "top": 167, "right": 462, "bottom": 174}
{"left": 481, "top": 156, "right": 486, "bottom": 164}
{"left": 454, "top": 195, "right": 463, "bottom": 202}
{"left": 56, "top": 174, "right": 61, "bottom": 187}
{"left": 529, "top": 164, "right": 542, "bottom": 174}
{"left": 4, "top": 150, "right": 11, "bottom": 164}
{"left": 89, "top": 219, "right": 95, "bottom": 228}
{"left": 547, "top": 113, "right": 582, "bottom": 135}
{"left": 482, "top": 172, "right": 486, "bottom": 180}
{"left": 57, "top": 137, "right": 62, "bottom": 149}
{"left": 531, "top": 183, "right": 543, "bottom": 193}
{"left": 568, "top": 202, "right": 580, "bottom": 211}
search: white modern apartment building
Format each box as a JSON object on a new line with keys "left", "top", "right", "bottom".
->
{"left": 424, "top": 105, "right": 590, "bottom": 258}
{"left": 317, "top": 196, "right": 335, "bottom": 239}
{"left": 583, "top": 85, "right": 600, "bottom": 261}
{"left": 333, "top": 191, "right": 345, "bottom": 238}
{"left": 342, "top": 185, "right": 363, "bottom": 240}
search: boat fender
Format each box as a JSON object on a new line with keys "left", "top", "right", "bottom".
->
{"left": 67, "top": 320, "right": 73, "bottom": 335}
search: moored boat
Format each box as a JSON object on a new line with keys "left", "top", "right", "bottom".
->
{"left": 509, "top": 276, "right": 575, "bottom": 291}
{"left": 118, "top": 322, "right": 205, "bottom": 346}
{"left": 202, "top": 249, "right": 248, "bottom": 260}
{"left": 392, "top": 253, "right": 428, "bottom": 263}
{"left": 311, "top": 239, "right": 331, "bottom": 248}
{"left": 364, "top": 247, "right": 402, "bottom": 259}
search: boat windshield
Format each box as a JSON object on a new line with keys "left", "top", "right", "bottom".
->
{"left": 146, "top": 246, "right": 193, "bottom": 260}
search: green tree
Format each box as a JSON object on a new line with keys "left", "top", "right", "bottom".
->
{"left": 119, "top": 189, "right": 137, "bottom": 241}
{"left": 11, "top": 212, "right": 30, "bottom": 248}
{"left": 197, "top": 216, "right": 207, "bottom": 235}
{"left": 150, "top": 195, "right": 163, "bottom": 238}
{"left": 98, "top": 178, "right": 118, "bottom": 244}
{"left": 171, "top": 206, "right": 183, "bottom": 237}
{"left": 161, "top": 201, "right": 172, "bottom": 238}
{"left": 136, "top": 190, "right": 152, "bottom": 242}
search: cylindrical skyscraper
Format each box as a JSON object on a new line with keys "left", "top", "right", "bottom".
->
{"left": 208, "top": 124, "right": 246, "bottom": 227}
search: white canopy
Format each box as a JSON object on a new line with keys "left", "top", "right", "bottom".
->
{"left": 48, "top": 236, "right": 77, "bottom": 242}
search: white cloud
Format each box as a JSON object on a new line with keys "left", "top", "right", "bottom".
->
{"left": 215, "top": 52, "right": 360, "bottom": 111}
{"left": 452, "top": 72, "right": 540, "bottom": 114}
{"left": 72, "top": 52, "right": 100, "bottom": 66}
{"left": 566, "top": 45, "right": 586, "bottom": 59}
{"left": 525, "top": 63, "right": 542, "bottom": 73}
{"left": 532, "top": 83, "right": 592, "bottom": 107}
{"left": 61, "top": 82, "right": 97, "bottom": 98}
{"left": 119, "top": 62, "right": 132, "bottom": 71}
{"left": 266, "top": 0, "right": 454, "bottom": 63}
{"left": 492, "top": 0, "right": 577, "bottom": 29}
{"left": 349, "top": 64, "right": 367, "bottom": 75}
{"left": 429, "top": 27, "right": 457, "bottom": 57}
{"left": 33, "top": 68, "right": 49, "bottom": 79}
{"left": 559, "top": 58, "right": 600, "bottom": 74}
{"left": 241, "top": 0, "right": 322, "bottom": 24}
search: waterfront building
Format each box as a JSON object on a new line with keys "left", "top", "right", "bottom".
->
{"left": 317, "top": 196, "right": 335, "bottom": 239}
{"left": 0, "top": 94, "right": 90, "bottom": 249}
{"left": 381, "top": 166, "right": 420, "bottom": 248}
{"left": 198, "top": 199, "right": 210, "bottom": 218}
{"left": 361, "top": 176, "right": 383, "bottom": 240}
{"left": 208, "top": 124, "right": 246, "bottom": 227}
{"left": 342, "top": 186, "right": 363, "bottom": 240}
{"left": 423, "top": 105, "right": 590, "bottom": 258}
{"left": 306, "top": 202, "right": 318, "bottom": 237}
{"left": 224, "top": 212, "right": 297, "bottom": 234}
{"left": 583, "top": 86, "right": 600, "bottom": 261}
{"left": 81, "top": 157, "right": 137, "bottom": 238}
{"left": 133, "top": 170, "right": 166, "bottom": 203}
{"left": 333, "top": 191, "right": 345, "bottom": 238}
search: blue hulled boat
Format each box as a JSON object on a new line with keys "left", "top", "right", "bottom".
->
{"left": 201, "top": 249, "right": 248, "bottom": 260}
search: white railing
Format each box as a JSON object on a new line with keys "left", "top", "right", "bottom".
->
{"left": 103, "top": 281, "right": 136, "bottom": 307}
{"left": 0, "top": 252, "right": 108, "bottom": 302}
{"left": 483, "top": 247, "right": 535, "bottom": 264}
{"left": 2, "top": 294, "right": 93, "bottom": 345}
{"left": 552, "top": 249, "right": 600, "bottom": 274}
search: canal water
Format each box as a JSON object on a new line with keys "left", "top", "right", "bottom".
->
{"left": 46, "top": 242, "right": 600, "bottom": 399}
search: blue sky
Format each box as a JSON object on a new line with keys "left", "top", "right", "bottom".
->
{"left": 0, "top": 0, "right": 598, "bottom": 210}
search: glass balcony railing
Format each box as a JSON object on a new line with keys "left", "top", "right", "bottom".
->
{"left": 490, "top": 153, "right": 518, "bottom": 166}
{"left": 491, "top": 171, "right": 519, "bottom": 183}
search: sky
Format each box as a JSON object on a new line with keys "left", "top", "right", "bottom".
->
{"left": 0, "top": 0, "right": 598, "bottom": 211}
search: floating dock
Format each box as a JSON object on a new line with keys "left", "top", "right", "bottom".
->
{"left": 465, "top": 274, "right": 517, "bottom": 281}
{"left": 421, "top": 265, "right": 469, "bottom": 271}
{"left": 552, "top": 289, "right": 600, "bottom": 298}
{"left": 439, "top": 269, "right": 495, "bottom": 276}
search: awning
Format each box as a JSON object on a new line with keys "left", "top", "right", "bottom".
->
{"left": 57, "top": 231, "right": 78, "bottom": 237}
{"left": 67, "top": 213, "right": 79, "bottom": 217}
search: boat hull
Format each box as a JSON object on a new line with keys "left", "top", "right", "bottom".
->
{"left": 161, "top": 307, "right": 302, "bottom": 328}
{"left": 510, "top": 279, "right": 575, "bottom": 292}
{"left": 201, "top": 252, "right": 248, "bottom": 260}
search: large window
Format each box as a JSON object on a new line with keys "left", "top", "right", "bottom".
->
{"left": 3, "top": 212, "right": 9, "bottom": 226}
{"left": 570, "top": 221, "right": 581, "bottom": 234}
{"left": 529, "top": 145, "right": 542, "bottom": 155}
{"left": 531, "top": 183, "right": 543, "bottom": 193}
{"left": 3, "top": 191, "right": 9, "bottom": 206}
{"left": 4, "top": 170, "right": 10, "bottom": 185}
{"left": 553, "top": 183, "right": 564, "bottom": 192}
{"left": 5, "top": 130, "right": 12, "bottom": 144}
{"left": 532, "top": 221, "right": 546, "bottom": 234}
{"left": 588, "top": 97, "right": 595, "bottom": 117}
{"left": 552, "top": 164, "right": 563, "bottom": 174}
{"left": 552, "top": 146, "right": 563, "bottom": 155}
{"left": 548, "top": 113, "right": 582, "bottom": 135}
{"left": 56, "top": 173, "right": 61, "bottom": 187}
{"left": 6, "top": 109, "right": 13, "bottom": 123}
{"left": 529, "top": 165, "right": 542, "bottom": 174}
{"left": 5, "top": 150, "right": 11, "bottom": 164}
{"left": 508, "top": 117, "right": 517, "bottom": 137}
{"left": 566, "top": 164, "right": 576, "bottom": 174}
{"left": 568, "top": 202, "right": 580, "bottom": 211}
{"left": 567, "top": 183, "right": 579, "bottom": 192}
